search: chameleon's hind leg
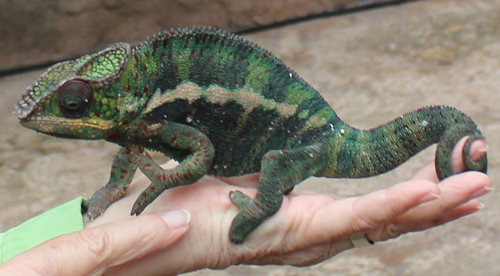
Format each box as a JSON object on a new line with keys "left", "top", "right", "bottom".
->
{"left": 229, "top": 142, "right": 329, "bottom": 244}
{"left": 84, "top": 147, "right": 138, "bottom": 219}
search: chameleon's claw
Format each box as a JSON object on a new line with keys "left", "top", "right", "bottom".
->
{"left": 131, "top": 195, "right": 150, "bottom": 216}
{"left": 86, "top": 210, "right": 104, "bottom": 220}
{"left": 130, "top": 207, "right": 144, "bottom": 216}
{"left": 86, "top": 203, "right": 107, "bottom": 220}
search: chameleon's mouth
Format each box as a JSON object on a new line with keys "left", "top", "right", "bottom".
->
{"left": 19, "top": 116, "right": 115, "bottom": 138}
{"left": 20, "top": 116, "right": 113, "bottom": 128}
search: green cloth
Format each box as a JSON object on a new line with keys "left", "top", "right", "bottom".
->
{"left": 0, "top": 197, "right": 85, "bottom": 262}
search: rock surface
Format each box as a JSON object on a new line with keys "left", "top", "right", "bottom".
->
{"left": 0, "top": 0, "right": 397, "bottom": 71}
{"left": 1, "top": 0, "right": 499, "bottom": 275}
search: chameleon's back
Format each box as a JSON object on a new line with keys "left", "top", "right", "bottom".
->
{"left": 129, "top": 27, "right": 338, "bottom": 176}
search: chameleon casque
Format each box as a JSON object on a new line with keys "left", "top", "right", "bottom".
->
{"left": 15, "top": 27, "right": 487, "bottom": 244}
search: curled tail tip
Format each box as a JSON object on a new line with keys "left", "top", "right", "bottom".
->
{"left": 463, "top": 135, "right": 488, "bottom": 174}
{"left": 436, "top": 130, "right": 488, "bottom": 181}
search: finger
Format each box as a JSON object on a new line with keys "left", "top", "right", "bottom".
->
{"left": 386, "top": 171, "right": 491, "bottom": 234}
{"left": 410, "top": 137, "right": 487, "bottom": 182}
{"left": 428, "top": 199, "right": 483, "bottom": 226}
{"left": 378, "top": 199, "right": 482, "bottom": 237}
{"left": 409, "top": 162, "right": 439, "bottom": 183}
{"left": 0, "top": 210, "right": 190, "bottom": 275}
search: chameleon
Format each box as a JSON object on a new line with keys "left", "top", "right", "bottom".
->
{"left": 14, "top": 27, "right": 487, "bottom": 244}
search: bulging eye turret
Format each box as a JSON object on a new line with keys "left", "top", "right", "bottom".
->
{"left": 58, "top": 80, "right": 93, "bottom": 118}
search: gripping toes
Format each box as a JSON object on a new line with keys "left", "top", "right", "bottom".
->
{"left": 229, "top": 190, "right": 252, "bottom": 208}
{"left": 131, "top": 188, "right": 159, "bottom": 215}
{"left": 229, "top": 191, "right": 266, "bottom": 244}
{"left": 84, "top": 186, "right": 126, "bottom": 219}
{"left": 83, "top": 147, "right": 137, "bottom": 219}
{"left": 229, "top": 190, "right": 284, "bottom": 244}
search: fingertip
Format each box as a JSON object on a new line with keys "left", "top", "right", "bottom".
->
{"left": 465, "top": 170, "right": 491, "bottom": 186}
{"left": 469, "top": 139, "right": 487, "bottom": 161}
{"left": 439, "top": 171, "right": 492, "bottom": 200}
{"left": 451, "top": 137, "right": 487, "bottom": 173}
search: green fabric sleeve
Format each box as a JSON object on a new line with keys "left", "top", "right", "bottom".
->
{"left": 0, "top": 197, "right": 85, "bottom": 263}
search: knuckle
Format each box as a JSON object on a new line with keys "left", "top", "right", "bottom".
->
{"left": 77, "top": 227, "right": 113, "bottom": 262}
{"left": 351, "top": 215, "right": 377, "bottom": 233}
{"left": 350, "top": 199, "right": 378, "bottom": 232}
{"left": 380, "top": 223, "right": 401, "bottom": 240}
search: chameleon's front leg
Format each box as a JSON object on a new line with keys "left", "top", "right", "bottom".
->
{"left": 131, "top": 122, "right": 215, "bottom": 215}
{"left": 83, "top": 147, "right": 138, "bottom": 219}
{"left": 229, "top": 142, "right": 329, "bottom": 244}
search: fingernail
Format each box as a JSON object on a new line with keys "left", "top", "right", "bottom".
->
{"left": 470, "top": 186, "right": 493, "bottom": 199}
{"left": 476, "top": 202, "right": 486, "bottom": 210}
{"left": 161, "top": 209, "right": 191, "bottom": 229}
{"left": 419, "top": 192, "right": 441, "bottom": 204}
{"left": 478, "top": 146, "right": 488, "bottom": 153}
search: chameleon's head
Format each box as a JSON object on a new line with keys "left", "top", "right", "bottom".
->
{"left": 14, "top": 43, "right": 131, "bottom": 139}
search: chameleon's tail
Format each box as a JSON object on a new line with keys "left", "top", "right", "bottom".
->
{"left": 326, "top": 105, "right": 487, "bottom": 180}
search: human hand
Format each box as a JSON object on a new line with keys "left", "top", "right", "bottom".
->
{"left": 0, "top": 208, "right": 190, "bottom": 275}
{"left": 0, "top": 137, "right": 490, "bottom": 276}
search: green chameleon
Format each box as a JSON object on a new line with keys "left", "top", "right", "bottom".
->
{"left": 14, "top": 27, "right": 487, "bottom": 244}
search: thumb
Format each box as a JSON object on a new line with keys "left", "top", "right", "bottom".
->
{"left": 1, "top": 209, "right": 190, "bottom": 276}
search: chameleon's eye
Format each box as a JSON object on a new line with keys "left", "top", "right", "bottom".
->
{"left": 58, "top": 80, "right": 93, "bottom": 118}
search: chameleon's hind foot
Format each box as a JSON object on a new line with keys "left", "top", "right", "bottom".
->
{"left": 228, "top": 191, "right": 266, "bottom": 244}
{"left": 229, "top": 190, "right": 253, "bottom": 209}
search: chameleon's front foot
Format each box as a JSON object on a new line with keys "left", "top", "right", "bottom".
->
{"left": 83, "top": 147, "right": 139, "bottom": 219}
{"left": 84, "top": 186, "right": 126, "bottom": 219}
{"left": 130, "top": 192, "right": 156, "bottom": 216}
{"left": 229, "top": 191, "right": 270, "bottom": 244}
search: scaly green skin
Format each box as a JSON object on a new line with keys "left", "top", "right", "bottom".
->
{"left": 14, "top": 27, "right": 488, "bottom": 244}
